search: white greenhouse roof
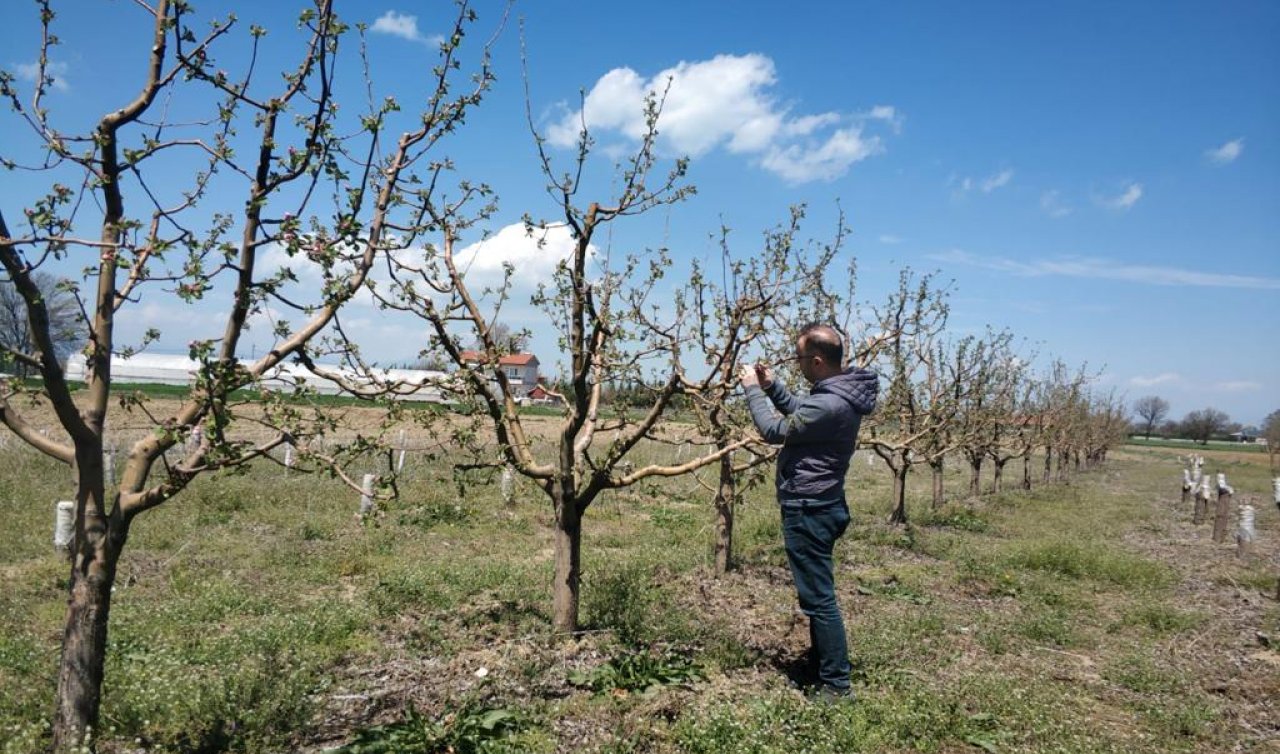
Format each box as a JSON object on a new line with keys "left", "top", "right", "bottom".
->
{"left": 64, "top": 353, "right": 450, "bottom": 403}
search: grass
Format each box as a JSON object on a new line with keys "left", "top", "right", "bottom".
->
{"left": 0, "top": 430, "right": 1276, "bottom": 753}
{"left": 1125, "top": 436, "right": 1266, "bottom": 454}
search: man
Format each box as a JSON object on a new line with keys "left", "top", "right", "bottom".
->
{"left": 739, "top": 323, "right": 878, "bottom": 699}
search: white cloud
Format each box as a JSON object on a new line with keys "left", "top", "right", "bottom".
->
{"left": 930, "top": 248, "right": 1280, "bottom": 290}
{"left": 1215, "top": 380, "right": 1260, "bottom": 392}
{"left": 865, "top": 105, "right": 904, "bottom": 133}
{"left": 370, "top": 10, "right": 442, "bottom": 45}
{"left": 878, "top": 234, "right": 902, "bottom": 245}
{"left": 546, "top": 54, "right": 892, "bottom": 184}
{"left": 953, "top": 169, "right": 1012, "bottom": 197}
{"left": 761, "top": 128, "right": 880, "bottom": 183}
{"left": 1099, "top": 182, "right": 1143, "bottom": 211}
{"left": 1040, "top": 190, "right": 1072, "bottom": 218}
{"left": 980, "top": 169, "right": 1014, "bottom": 193}
{"left": 1130, "top": 373, "right": 1181, "bottom": 388}
{"left": 1205, "top": 138, "right": 1243, "bottom": 165}
{"left": 14, "top": 61, "right": 69, "bottom": 92}
{"left": 454, "top": 222, "right": 590, "bottom": 287}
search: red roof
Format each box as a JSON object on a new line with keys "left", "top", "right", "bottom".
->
{"left": 459, "top": 350, "right": 538, "bottom": 367}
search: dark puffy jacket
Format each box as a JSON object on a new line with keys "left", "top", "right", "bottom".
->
{"left": 744, "top": 367, "right": 879, "bottom": 503}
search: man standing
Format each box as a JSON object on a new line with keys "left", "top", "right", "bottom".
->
{"left": 739, "top": 323, "right": 878, "bottom": 699}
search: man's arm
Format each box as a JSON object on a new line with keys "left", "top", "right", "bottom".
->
{"left": 744, "top": 386, "right": 830, "bottom": 444}
{"left": 765, "top": 379, "right": 802, "bottom": 415}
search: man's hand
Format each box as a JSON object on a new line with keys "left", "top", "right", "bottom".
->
{"left": 754, "top": 363, "right": 774, "bottom": 389}
{"left": 739, "top": 363, "right": 760, "bottom": 388}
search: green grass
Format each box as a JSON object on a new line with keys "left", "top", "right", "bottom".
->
{"left": 1125, "top": 436, "right": 1265, "bottom": 453}
{"left": 0, "top": 438, "right": 1272, "bottom": 753}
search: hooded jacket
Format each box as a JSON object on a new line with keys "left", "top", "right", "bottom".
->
{"left": 744, "top": 367, "right": 879, "bottom": 503}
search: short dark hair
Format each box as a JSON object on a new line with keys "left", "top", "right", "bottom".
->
{"left": 798, "top": 322, "right": 844, "bottom": 365}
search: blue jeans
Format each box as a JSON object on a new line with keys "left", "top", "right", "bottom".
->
{"left": 781, "top": 498, "right": 851, "bottom": 690}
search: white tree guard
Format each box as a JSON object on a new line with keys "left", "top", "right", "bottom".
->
{"left": 54, "top": 500, "right": 74, "bottom": 553}
{"left": 284, "top": 445, "right": 295, "bottom": 469}
{"left": 1198, "top": 476, "right": 1212, "bottom": 500}
{"left": 1216, "top": 472, "right": 1234, "bottom": 495}
{"left": 1237, "top": 504, "right": 1256, "bottom": 544}
{"left": 103, "top": 446, "right": 115, "bottom": 489}
{"left": 359, "top": 473, "right": 376, "bottom": 516}
{"left": 501, "top": 465, "right": 515, "bottom": 505}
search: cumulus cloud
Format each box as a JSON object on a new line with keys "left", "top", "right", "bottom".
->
{"left": 1130, "top": 373, "right": 1181, "bottom": 388}
{"left": 14, "top": 61, "right": 69, "bottom": 92}
{"left": 545, "top": 54, "right": 892, "bottom": 183}
{"left": 370, "top": 10, "right": 442, "bottom": 45}
{"left": 1205, "top": 138, "right": 1243, "bottom": 164}
{"left": 454, "top": 222, "right": 590, "bottom": 287}
{"left": 930, "top": 249, "right": 1280, "bottom": 290}
{"left": 1040, "top": 190, "right": 1072, "bottom": 218}
{"left": 1099, "top": 182, "right": 1143, "bottom": 211}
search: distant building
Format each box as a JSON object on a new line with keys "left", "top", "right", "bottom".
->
{"left": 459, "top": 351, "right": 540, "bottom": 398}
{"left": 526, "top": 381, "right": 565, "bottom": 406}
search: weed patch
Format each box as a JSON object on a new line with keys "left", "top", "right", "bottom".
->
{"left": 569, "top": 649, "right": 703, "bottom": 697}
{"left": 335, "top": 701, "right": 536, "bottom": 754}
{"left": 1004, "top": 540, "right": 1174, "bottom": 589}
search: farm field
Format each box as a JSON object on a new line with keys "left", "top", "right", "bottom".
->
{"left": 1, "top": 424, "right": 1277, "bottom": 753}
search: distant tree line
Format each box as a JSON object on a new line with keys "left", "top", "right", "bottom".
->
{"left": 1130, "top": 394, "right": 1270, "bottom": 446}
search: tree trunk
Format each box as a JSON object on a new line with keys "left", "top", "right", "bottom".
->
{"left": 1021, "top": 454, "right": 1032, "bottom": 490}
{"left": 1212, "top": 490, "right": 1231, "bottom": 544}
{"left": 888, "top": 462, "right": 909, "bottom": 525}
{"left": 1042, "top": 447, "right": 1052, "bottom": 484}
{"left": 54, "top": 447, "right": 125, "bottom": 752}
{"left": 992, "top": 459, "right": 1006, "bottom": 494}
{"left": 713, "top": 454, "right": 735, "bottom": 577}
{"left": 968, "top": 455, "right": 982, "bottom": 497}
{"left": 551, "top": 489, "right": 583, "bottom": 633}
{"left": 930, "top": 460, "right": 945, "bottom": 509}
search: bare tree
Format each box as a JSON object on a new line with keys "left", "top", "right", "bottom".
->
{"left": 468, "top": 321, "right": 528, "bottom": 353}
{"left": 0, "top": 2, "right": 497, "bottom": 747}
{"left": 952, "top": 330, "right": 1016, "bottom": 497}
{"left": 1181, "top": 407, "right": 1230, "bottom": 445}
{"left": 1133, "top": 395, "right": 1170, "bottom": 439}
{"left": 370, "top": 88, "right": 780, "bottom": 631}
{"left": 680, "top": 208, "right": 841, "bottom": 575}
{"left": 1263, "top": 408, "right": 1280, "bottom": 473}
{"left": 0, "top": 271, "right": 83, "bottom": 377}
{"left": 858, "top": 269, "right": 949, "bottom": 525}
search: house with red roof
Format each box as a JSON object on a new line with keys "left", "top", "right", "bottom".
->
{"left": 459, "top": 350, "right": 541, "bottom": 398}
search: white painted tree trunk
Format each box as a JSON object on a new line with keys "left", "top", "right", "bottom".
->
{"left": 54, "top": 501, "right": 74, "bottom": 556}
{"left": 103, "top": 446, "right": 115, "bottom": 489}
{"left": 359, "top": 473, "right": 376, "bottom": 517}
{"left": 1236, "top": 503, "right": 1255, "bottom": 558}
{"left": 501, "top": 465, "right": 515, "bottom": 506}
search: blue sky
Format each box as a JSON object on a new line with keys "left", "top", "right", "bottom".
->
{"left": 1, "top": 1, "right": 1277, "bottom": 425}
